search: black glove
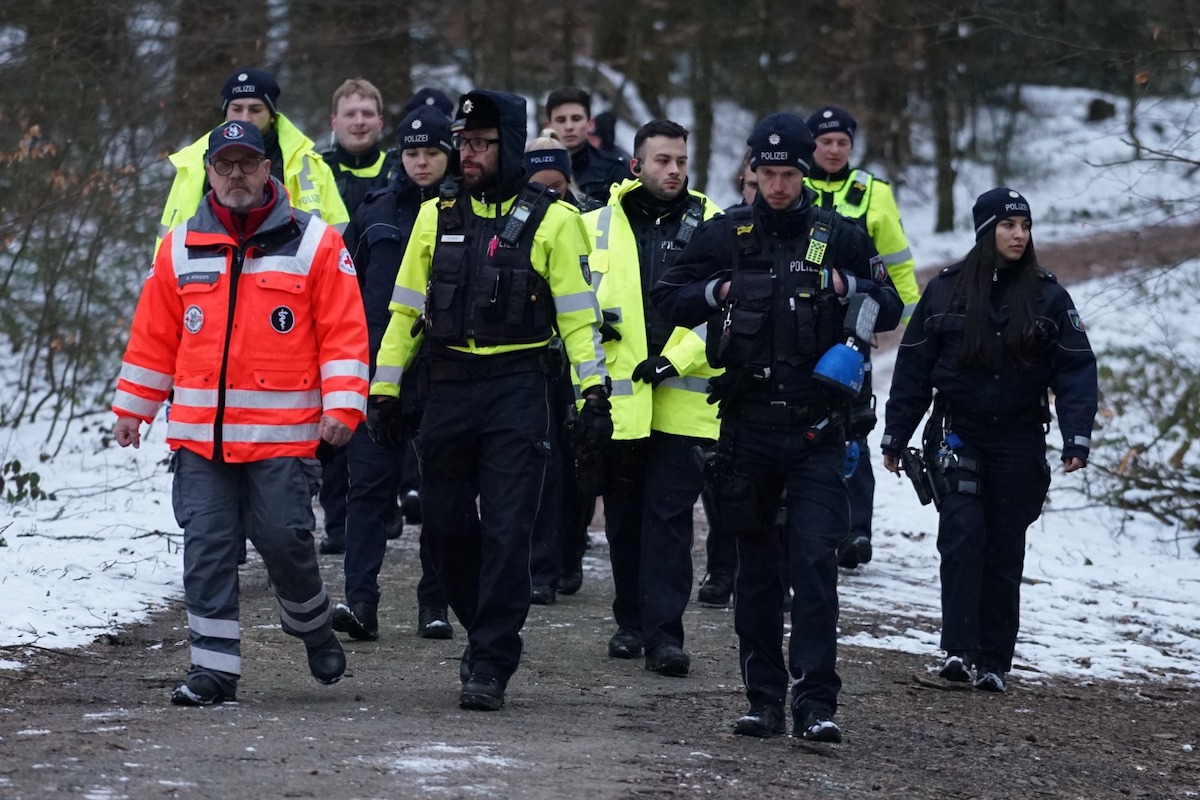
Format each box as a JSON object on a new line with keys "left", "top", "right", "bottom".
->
{"left": 366, "top": 396, "right": 408, "bottom": 450}
{"left": 631, "top": 355, "right": 678, "bottom": 388}
{"left": 575, "top": 391, "right": 613, "bottom": 450}
{"left": 598, "top": 311, "right": 622, "bottom": 342}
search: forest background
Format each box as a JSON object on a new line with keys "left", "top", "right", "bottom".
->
{"left": 3, "top": 0, "right": 1200, "bottom": 538}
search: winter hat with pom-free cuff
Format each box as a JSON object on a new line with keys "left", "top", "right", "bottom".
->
{"left": 746, "top": 112, "right": 815, "bottom": 173}
{"left": 973, "top": 187, "right": 1032, "bottom": 241}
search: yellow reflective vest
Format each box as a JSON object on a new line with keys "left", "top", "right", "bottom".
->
{"left": 155, "top": 113, "right": 349, "bottom": 256}
{"left": 371, "top": 191, "right": 608, "bottom": 399}
{"left": 582, "top": 178, "right": 722, "bottom": 441}
{"left": 805, "top": 169, "right": 920, "bottom": 320}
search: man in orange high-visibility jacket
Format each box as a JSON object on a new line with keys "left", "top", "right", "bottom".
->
{"left": 112, "top": 121, "right": 370, "bottom": 707}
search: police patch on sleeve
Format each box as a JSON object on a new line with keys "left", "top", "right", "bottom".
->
{"left": 184, "top": 305, "right": 204, "bottom": 334}
{"left": 870, "top": 254, "right": 888, "bottom": 284}
{"left": 580, "top": 255, "right": 592, "bottom": 285}
{"left": 1067, "top": 309, "right": 1086, "bottom": 332}
{"left": 338, "top": 247, "right": 356, "bottom": 276}
{"left": 271, "top": 306, "right": 295, "bottom": 333}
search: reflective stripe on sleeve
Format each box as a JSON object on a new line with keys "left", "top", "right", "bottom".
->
{"left": 119, "top": 361, "right": 174, "bottom": 391}
{"left": 1072, "top": 436, "right": 1091, "bottom": 447}
{"left": 576, "top": 358, "right": 606, "bottom": 384}
{"left": 390, "top": 285, "right": 426, "bottom": 310}
{"left": 593, "top": 206, "right": 613, "bottom": 251}
{"left": 322, "top": 390, "right": 368, "bottom": 414}
{"left": 690, "top": 322, "right": 708, "bottom": 343}
{"left": 554, "top": 290, "right": 600, "bottom": 315}
{"left": 112, "top": 390, "right": 162, "bottom": 419}
{"left": 373, "top": 365, "right": 403, "bottom": 387}
{"left": 321, "top": 359, "right": 370, "bottom": 382}
{"left": 882, "top": 246, "right": 913, "bottom": 267}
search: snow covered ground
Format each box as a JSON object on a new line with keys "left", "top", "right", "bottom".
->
{"left": 2, "top": 85, "right": 1199, "bottom": 683}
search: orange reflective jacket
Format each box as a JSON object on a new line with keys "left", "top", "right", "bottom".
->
{"left": 114, "top": 178, "right": 369, "bottom": 462}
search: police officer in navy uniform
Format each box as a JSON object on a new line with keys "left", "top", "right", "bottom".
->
{"left": 368, "top": 90, "right": 610, "bottom": 712}
{"left": 881, "top": 188, "right": 1097, "bottom": 694}
{"left": 331, "top": 104, "right": 456, "bottom": 643}
{"left": 651, "top": 112, "right": 902, "bottom": 741}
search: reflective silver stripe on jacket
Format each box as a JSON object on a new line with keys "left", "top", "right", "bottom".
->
{"left": 322, "top": 390, "right": 368, "bottom": 414}
{"left": 167, "top": 421, "right": 215, "bottom": 442}
{"left": 243, "top": 217, "right": 325, "bottom": 276}
{"left": 659, "top": 376, "right": 710, "bottom": 394}
{"left": 554, "top": 290, "right": 600, "bottom": 315}
{"left": 390, "top": 285, "right": 426, "bottom": 310}
{"left": 882, "top": 246, "right": 913, "bottom": 267}
{"left": 226, "top": 389, "right": 322, "bottom": 410}
{"left": 322, "top": 359, "right": 370, "bottom": 382}
{"left": 610, "top": 379, "right": 635, "bottom": 397}
{"left": 593, "top": 206, "right": 613, "bottom": 251}
{"left": 221, "top": 423, "right": 321, "bottom": 443}
{"left": 112, "top": 390, "right": 161, "bottom": 419}
{"left": 119, "top": 361, "right": 174, "bottom": 391}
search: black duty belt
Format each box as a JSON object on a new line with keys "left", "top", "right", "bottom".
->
{"left": 731, "top": 402, "right": 826, "bottom": 427}
{"left": 426, "top": 350, "right": 548, "bottom": 382}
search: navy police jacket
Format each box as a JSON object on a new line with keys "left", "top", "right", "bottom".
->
{"left": 881, "top": 260, "right": 1098, "bottom": 463}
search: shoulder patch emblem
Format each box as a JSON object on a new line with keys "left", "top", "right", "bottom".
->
{"left": 183, "top": 305, "right": 204, "bottom": 334}
{"left": 1067, "top": 309, "right": 1086, "bottom": 332}
{"left": 580, "top": 255, "right": 592, "bottom": 285}
{"left": 338, "top": 247, "right": 356, "bottom": 276}
{"left": 870, "top": 254, "right": 888, "bottom": 284}
{"left": 271, "top": 306, "right": 295, "bottom": 334}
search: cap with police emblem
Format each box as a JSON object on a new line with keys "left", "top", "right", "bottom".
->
{"left": 206, "top": 120, "right": 267, "bottom": 162}
{"left": 746, "top": 112, "right": 815, "bottom": 173}
{"left": 806, "top": 105, "right": 858, "bottom": 144}
{"left": 972, "top": 187, "right": 1032, "bottom": 241}
{"left": 221, "top": 68, "right": 281, "bottom": 116}
{"left": 397, "top": 105, "right": 453, "bottom": 155}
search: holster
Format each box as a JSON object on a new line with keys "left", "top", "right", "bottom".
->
{"left": 703, "top": 437, "right": 762, "bottom": 537}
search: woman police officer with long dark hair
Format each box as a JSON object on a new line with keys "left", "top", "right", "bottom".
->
{"left": 880, "top": 188, "right": 1098, "bottom": 694}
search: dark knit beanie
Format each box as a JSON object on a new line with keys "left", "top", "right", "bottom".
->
{"left": 746, "top": 112, "right": 814, "bottom": 173}
{"left": 806, "top": 106, "right": 857, "bottom": 143}
{"left": 221, "top": 68, "right": 280, "bottom": 115}
{"left": 523, "top": 148, "right": 573, "bottom": 180}
{"left": 397, "top": 105, "right": 453, "bottom": 155}
{"left": 402, "top": 87, "right": 454, "bottom": 119}
{"left": 973, "top": 187, "right": 1032, "bottom": 241}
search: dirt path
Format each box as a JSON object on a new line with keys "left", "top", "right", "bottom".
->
{"left": 1, "top": 524, "right": 1196, "bottom": 800}
{"left": 2, "top": 223, "right": 1199, "bottom": 799}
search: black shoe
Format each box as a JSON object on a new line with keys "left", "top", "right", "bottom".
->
{"left": 400, "top": 490, "right": 422, "bottom": 525}
{"left": 306, "top": 634, "right": 346, "bottom": 685}
{"left": 170, "top": 674, "right": 236, "bottom": 706}
{"left": 697, "top": 572, "right": 733, "bottom": 606}
{"left": 459, "top": 647, "right": 472, "bottom": 684}
{"left": 645, "top": 644, "right": 690, "bottom": 677}
{"left": 974, "top": 670, "right": 1007, "bottom": 693}
{"left": 385, "top": 506, "right": 405, "bottom": 540}
{"left": 733, "top": 705, "right": 785, "bottom": 737}
{"left": 318, "top": 536, "right": 345, "bottom": 555}
{"left": 332, "top": 602, "right": 379, "bottom": 641}
{"left": 460, "top": 674, "right": 505, "bottom": 711}
{"left": 417, "top": 606, "right": 453, "bottom": 640}
{"left": 938, "top": 654, "right": 972, "bottom": 683}
{"left": 607, "top": 628, "right": 644, "bottom": 659}
{"left": 557, "top": 568, "right": 583, "bottom": 596}
{"left": 837, "top": 535, "right": 872, "bottom": 569}
{"left": 530, "top": 585, "right": 557, "bottom": 605}
{"left": 794, "top": 709, "right": 842, "bottom": 743}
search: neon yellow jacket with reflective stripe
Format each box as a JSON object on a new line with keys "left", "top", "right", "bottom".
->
{"left": 805, "top": 169, "right": 920, "bottom": 319}
{"left": 370, "top": 192, "right": 608, "bottom": 399}
{"left": 155, "top": 113, "right": 349, "bottom": 256}
{"left": 582, "top": 178, "right": 722, "bottom": 441}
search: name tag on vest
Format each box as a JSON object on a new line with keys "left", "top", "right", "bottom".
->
{"left": 440, "top": 234, "right": 466, "bottom": 243}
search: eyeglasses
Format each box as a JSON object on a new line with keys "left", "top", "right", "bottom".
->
{"left": 209, "top": 157, "right": 264, "bottom": 176}
{"left": 452, "top": 134, "right": 500, "bottom": 153}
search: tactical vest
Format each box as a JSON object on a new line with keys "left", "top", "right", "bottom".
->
{"left": 425, "top": 181, "right": 558, "bottom": 347}
{"left": 707, "top": 205, "right": 842, "bottom": 374}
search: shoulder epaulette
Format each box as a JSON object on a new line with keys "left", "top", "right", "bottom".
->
{"left": 1034, "top": 266, "right": 1057, "bottom": 282}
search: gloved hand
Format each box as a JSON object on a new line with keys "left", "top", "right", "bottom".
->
{"left": 598, "top": 311, "right": 622, "bottom": 342}
{"left": 366, "top": 396, "right": 408, "bottom": 450}
{"left": 575, "top": 391, "right": 613, "bottom": 450}
{"left": 631, "top": 355, "right": 678, "bottom": 388}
